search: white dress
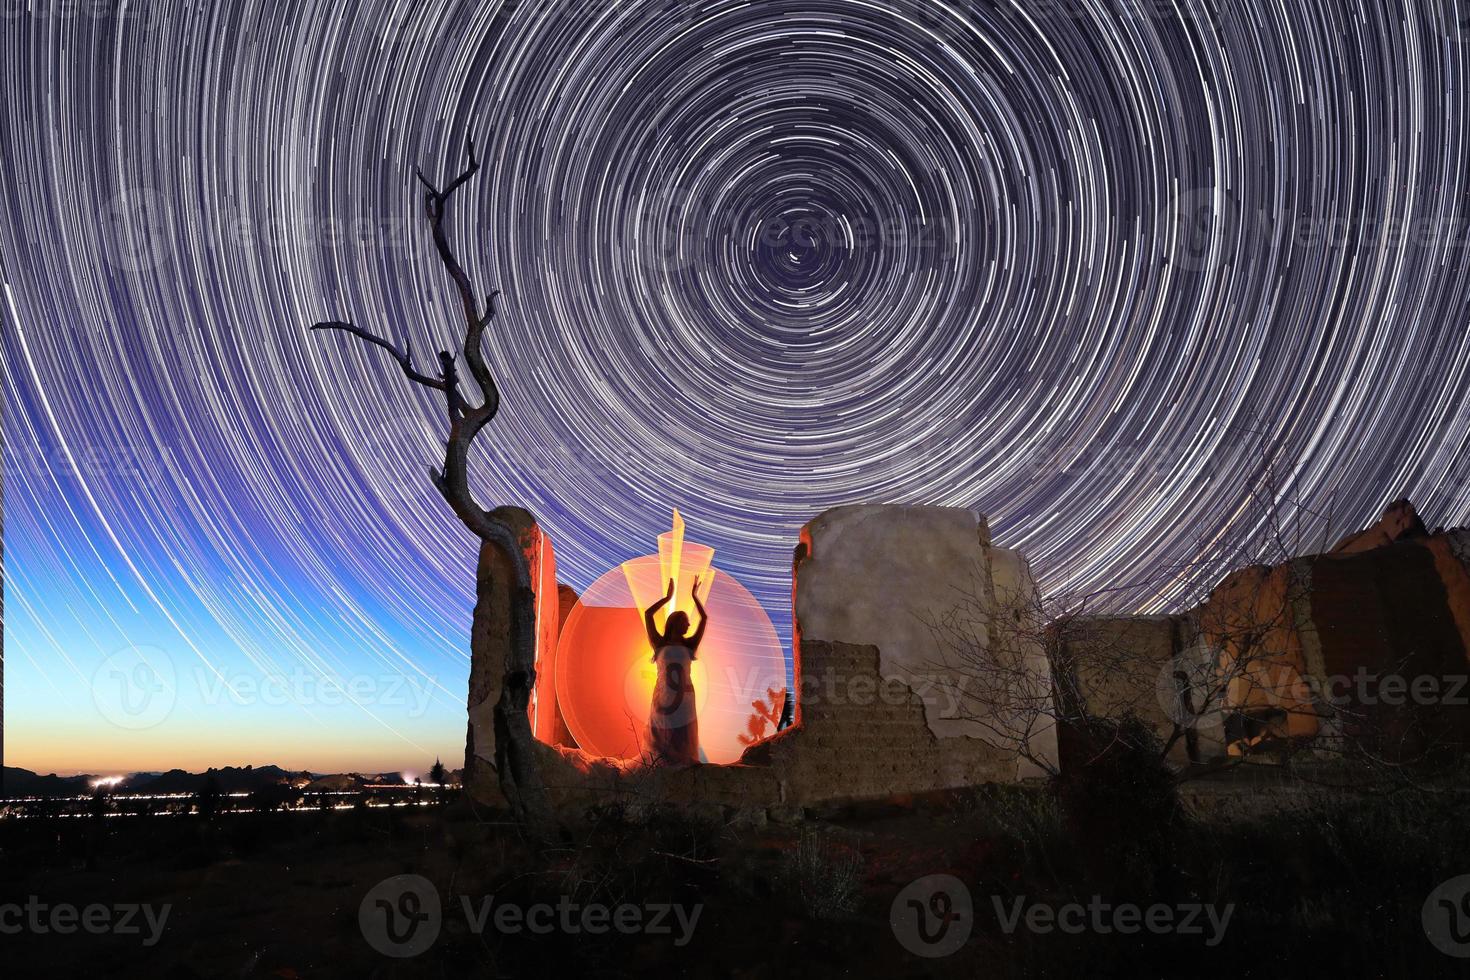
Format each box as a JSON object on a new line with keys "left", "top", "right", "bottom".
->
{"left": 649, "top": 642, "right": 699, "bottom": 765}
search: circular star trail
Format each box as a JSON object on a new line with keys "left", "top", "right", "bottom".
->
{"left": 5, "top": 0, "right": 1470, "bottom": 754}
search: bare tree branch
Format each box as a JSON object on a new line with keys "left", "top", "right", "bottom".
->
{"left": 413, "top": 137, "right": 500, "bottom": 414}
{"left": 311, "top": 136, "right": 554, "bottom": 840}
{"left": 310, "top": 320, "right": 449, "bottom": 392}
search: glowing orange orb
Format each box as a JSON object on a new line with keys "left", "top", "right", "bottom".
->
{"left": 553, "top": 517, "right": 787, "bottom": 764}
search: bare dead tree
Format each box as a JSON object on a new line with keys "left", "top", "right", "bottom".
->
{"left": 311, "top": 138, "right": 554, "bottom": 837}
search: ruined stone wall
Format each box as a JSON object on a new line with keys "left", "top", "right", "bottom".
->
{"left": 1056, "top": 505, "right": 1470, "bottom": 766}
{"left": 789, "top": 504, "right": 1058, "bottom": 780}
{"left": 463, "top": 506, "right": 560, "bottom": 808}
{"left": 1055, "top": 615, "right": 1201, "bottom": 768}
{"left": 465, "top": 502, "right": 1057, "bottom": 813}
{"left": 524, "top": 635, "right": 1026, "bottom": 815}
{"left": 740, "top": 639, "right": 1020, "bottom": 801}
{"left": 1305, "top": 533, "right": 1470, "bottom": 751}
{"left": 464, "top": 498, "right": 1470, "bottom": 815}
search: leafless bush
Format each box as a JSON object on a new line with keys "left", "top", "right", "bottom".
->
{"left": 782, "top": 827, "right": 865, "bottom": 921}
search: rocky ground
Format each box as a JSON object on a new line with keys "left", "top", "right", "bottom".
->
{"left": 2, "top": 776, "right": 1466, "bottom": 977}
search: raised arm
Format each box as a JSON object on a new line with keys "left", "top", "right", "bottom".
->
{"left": 645, "top": 578, "right": 675, "bottom": 650}
{"left": 688, "top": 577, "right": 709, "bottom": 651}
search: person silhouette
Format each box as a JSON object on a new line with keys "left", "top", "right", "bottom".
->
{"left": 643, "top": 576, "right": 707, "bottom": 765}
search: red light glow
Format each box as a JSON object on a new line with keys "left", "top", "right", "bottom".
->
{"left": 552, "top": 515, "right": 787, "bottom": 764}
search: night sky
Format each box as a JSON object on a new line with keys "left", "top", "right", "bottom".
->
{"left": 5, "top": 0, "right": 1470, "bottom": 774}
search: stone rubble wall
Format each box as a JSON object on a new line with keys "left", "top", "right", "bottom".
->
{"left": 1055, "top": 506, "right": 1470, "bottom": 766}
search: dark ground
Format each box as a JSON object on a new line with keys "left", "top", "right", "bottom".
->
{"left": 1, "top": 779, "right": 1466, "bottom": 978}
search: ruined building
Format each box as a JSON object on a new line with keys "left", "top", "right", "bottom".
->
{"left": 466, "top": 499, "right": 1470, "bottom": 816}
{"left": 1053, "top": 500, "right": 1470, "bottom": 769}
{"left": 465, "top": 504, "right": 1056, "bottom": 817}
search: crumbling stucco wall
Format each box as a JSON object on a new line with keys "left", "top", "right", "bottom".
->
{"left": 1056, "top": 505, "right": 1470, "bottom": 766}
{"left": 790, "top": 504, "right": 1058, "bottom": 780}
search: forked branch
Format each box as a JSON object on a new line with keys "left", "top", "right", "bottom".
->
{"left": 312, "top": 138, "right": 512, "bottom": 546}
{"left": 310, "top": 136, "right": 552, "bottom": 838}
{"left": 309, "top": 320, "right": 450, "bottom": 393}
{"left": 414, "top": 137, "right": 500, "bottom": 415}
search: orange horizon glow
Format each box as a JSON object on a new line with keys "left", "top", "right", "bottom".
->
{"left": 5, "top": 726, "right": 456, "bottom": 778}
